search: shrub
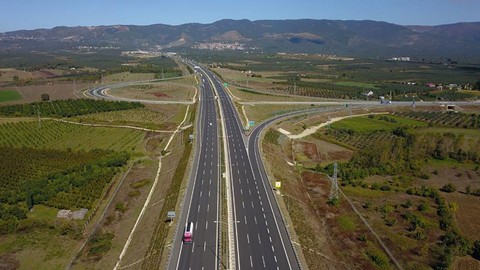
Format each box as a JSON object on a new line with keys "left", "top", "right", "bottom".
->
{"left": 417, "top": 200, "right": 429, "bottom": 212}
{"left": 327, "top": 197, "right": 339, "bottom": 206}
{"left": 402, "top": 199, "right": 413, "bottom": 208}
{"left": 115, "top": 202, "right": 128, "bottom": 213}
{"left": 385, "top": 217, "right": 397, "bottom": 227}
{"left": 366, "top": 248, "right": 389, "bottom": 268}
{"left": 88, "top": 231, "right": 115, "bottom": 256}
{"left": 473, "top": 240, "right": 480, "bottom": 260}
{"left": 440, "top": 183, "right": 456, "bottom": 193}
{"left": 41, "top": 93, "right": 50, "bottom": 101}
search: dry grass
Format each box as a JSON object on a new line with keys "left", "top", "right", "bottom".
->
{"left": 76, "top": 104, "right": 186, "bottom": 130}
{"left": 0, "top": 68, "right": 64, "bottom": 83}
{"left": 111, "top": 82, "right": 195, "bottom": 101}
{"left": 243, "top": 104, "right": 315, "bottom": 123}
{"left": 0, "top": 82, "right": 89, "bottom": 105}
{"left": 261, "top": 133, "right": 382, "bottom": 269}
{"left": 102, "top": 72, "right": 155, "bottom": 83}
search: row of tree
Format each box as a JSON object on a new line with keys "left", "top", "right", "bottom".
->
{"left": 0, "top": 99, "right": 144, "bottom": 118}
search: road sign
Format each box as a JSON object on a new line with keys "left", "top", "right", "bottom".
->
{"left": 167, "top": 211, "right": 176, "bottom": 218}
{"left": 223, "top": 82, "right": 228, "bottom": 87}
{"left": 249, "top": 120, "right": 255, "bottom": 127}
{"left": 189, "top": 134, "right": 194, "bottom": 141}
{"left": 275, "top": 182, "right": 281, "bottom": 189}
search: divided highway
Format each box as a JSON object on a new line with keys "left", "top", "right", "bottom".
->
{"left": 168, "top": 63, "right": 302, "bottom": 269}
{"left": 205, "top": 68, "right": 301, "bottom": 270}
{"left": 169, "top": 70, "right": 221, "bottom": 270}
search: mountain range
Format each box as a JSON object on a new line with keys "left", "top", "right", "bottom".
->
{"left": 1, "top": 19, "right": 479, "bottom": 61}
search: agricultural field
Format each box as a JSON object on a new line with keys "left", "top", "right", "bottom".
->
{"left": 0, "top": 120, "right": 144, "bottom": 152}
{"left": 0, "top": 68, "right": 64, "bottom": 83}
{"left": 75, "top": 105, "right": 186, "bottom": 130}
{"left": 0, "top": 146, "right": 130, "bottom": 269}
{"left": 0, "top": 99, "right": 144, "bottom": 118}
{"left": 396, "top": 110, "right": 480, "bottom": 129}
{"left": 227, "top": 83, "right": 317, "bottom": 102}
{"left": 329, "top": 114, "right": 428, "bottom": 133}
{"left": 0, "top": 90, "right": 22, "bottom": 103}
{"left": 205, "top": 54, "right": 480, "bottom": 101}
{"left": 261, "top": 108, "right": 480, "bottom": 269}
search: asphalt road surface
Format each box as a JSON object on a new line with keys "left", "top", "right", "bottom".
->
{"left": 168, "top": 70, "right": 221, "bottom": 270}
{"left": 204, "top": 68, "right": 302, "bottom": 270}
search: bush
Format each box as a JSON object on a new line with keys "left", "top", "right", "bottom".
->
{"left": 417, "top": 200, "right": 429, "bottom": 212}
{"left": 115, "top": 202, "right": 128, "bottom": 213}
{"left": 41, "top": 93, "right": 50, "bottom": 101}
{"left": 366, "top": 248, "right": 389, "bottom": 268}
{"left": 402, "top": 199, "right": 413, "bottom": 208}
{"left": 385, "top": 217, "right": 397, "bottom": 227}
{"left": 88, "top": 231, "right": 115, "bottom": 257}
{"left": 440, "top": 183, "right": 456, "bottom": 193}
{"left": 327, "top": 197, "right": 339, "bottom": 206}
{"left": 473, "top": 240, "right": 480, "bottom": 260}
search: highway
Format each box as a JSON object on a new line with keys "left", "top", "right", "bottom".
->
{"left": 168, "top": 70, "right": 221, "bottom": 270}
{"left": 203, "top": 68, "right": 302, "bottom": 270}
{"left": 87, "top": 61, "right": 479, "bottom": 270}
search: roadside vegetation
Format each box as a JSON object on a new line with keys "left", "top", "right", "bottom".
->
{"left": 262, "top": 108, "right": 480, "bottom": 269}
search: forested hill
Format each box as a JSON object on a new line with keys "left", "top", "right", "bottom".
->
{"left": 1, "top": 19, "right": 480, "bottom": 61}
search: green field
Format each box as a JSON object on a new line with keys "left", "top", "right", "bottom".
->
{"left": 0, "top": 90, "right": 22, "bottom": 102}
{"left": 330, "top": 115, "right": 427, "bottom": 132}
{"left": 0, "top": 120, "right": 144, "bottom": 152}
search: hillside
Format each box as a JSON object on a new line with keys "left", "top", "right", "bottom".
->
{"left": 0, "top": 19, "right": 479, "bottom": 60}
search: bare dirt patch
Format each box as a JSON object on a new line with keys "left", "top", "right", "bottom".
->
{"left": 12, "top": 82, "right": 85, "bottom": 103}
{"left": 0, "top": 253, "right": 20, "bottom": 270}
{"left": 302, "top": 142, "right": 320, "bottom": 161}
{"left": 444, "top": 192, "right": 480, "bottom": 242}
{"left": 152, "top": 92, "right": 172, "bottom": 98}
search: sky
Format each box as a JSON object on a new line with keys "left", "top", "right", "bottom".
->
{"left": 1, "top": 0, "right": 479, "bottom": 32}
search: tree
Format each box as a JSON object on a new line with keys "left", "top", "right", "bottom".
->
{"left": 41, "top": 93, "right": 50, "bottom": 101}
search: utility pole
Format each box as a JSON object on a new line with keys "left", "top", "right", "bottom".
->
{"left": 329, "top": 163, "right": 339, "bottom": 200}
